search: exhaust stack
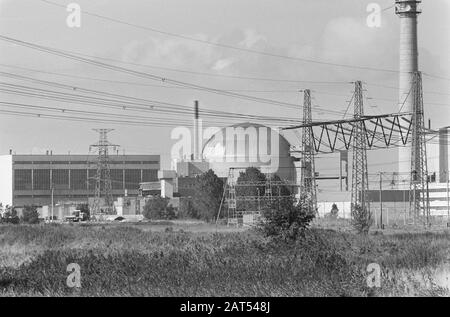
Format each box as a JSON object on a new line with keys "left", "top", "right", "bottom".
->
{"left": 193, "top": 100, "right": 201, "bottom": 161}
{"left": 395, "top": 0, "right": 421, "bottom": 176}
{"left": 439, "top": 128, "right": 449, "bottom": 182}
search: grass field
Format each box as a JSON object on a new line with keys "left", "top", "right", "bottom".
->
{"left": 0, "top": 220, "right": 449, "bottom": 297}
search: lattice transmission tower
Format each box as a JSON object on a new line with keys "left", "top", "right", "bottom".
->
{"left": 351, "top": 81, "right": 371, "bottom": 219}
{"left": 90, "top": 129, "right": 119, "bottom": 217}
{"left": 299, "top": 89, "right": 317, "bottom": 213}
{"left": 409, "top": 71, "right": 430, "bottom": 224}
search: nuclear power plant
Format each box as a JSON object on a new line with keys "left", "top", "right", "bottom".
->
{"left": 0, "top": 1, "right": 448, "bottom": 229}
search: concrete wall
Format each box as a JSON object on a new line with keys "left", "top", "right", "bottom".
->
{"left": 0, "top": 155, "right": 12, "bottom": 206}
{"left": 11, "top": 154, "right": 160, "bottom": 207}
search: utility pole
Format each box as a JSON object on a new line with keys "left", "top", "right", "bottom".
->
{"left": 447, "top": 170, "right": 449, "bottom": 228}
{"left": 339, "top": 150, "right": 349, "bottom": 191}
{"left": 51, "top": 184, "right": 54, "bottom": 222}
{"left": 379, "top": 172, "right": 384, "bottom": 229}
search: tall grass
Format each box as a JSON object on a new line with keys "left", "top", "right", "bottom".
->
{"left": 0, "top": 224, "right": 449, "bottom": 296}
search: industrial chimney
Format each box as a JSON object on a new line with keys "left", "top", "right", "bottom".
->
{"left": 395, "top": 0, "right": 421, "bottom": 177}
{"left": 439, "top": 128, "right": 449, "bottom": 183}
{"left": 193, "top": 100, "right": 201, "bottom": 161}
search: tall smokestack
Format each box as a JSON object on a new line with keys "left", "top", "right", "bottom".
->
{"left": 193, "top": 100, "right": 200, "bottom": 161}
{"left": 396, "top": 0, "right": 421, "bottom": 177}
{"left": 439, "top": 128, "right": 449, "bottom": 183}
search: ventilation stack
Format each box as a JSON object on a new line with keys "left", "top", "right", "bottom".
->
{"left": 395, "top": 0, "right": 421, "bottom": 177}
{"left": 193, "top": 100, "right": 201, "bottom": 161}
{"left": 439, "top": 127, "right": 449, "bottom": 183}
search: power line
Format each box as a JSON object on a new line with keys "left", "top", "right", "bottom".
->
{"left": 38, "top": 0, "right": 401, "bottom": 74}
{"left": 0, "top": 72, "right": 314, "bottom": 123}
{"left": 0, "top": 34, "right": 333, "bottom": 111}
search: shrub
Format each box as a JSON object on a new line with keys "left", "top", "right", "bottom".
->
{"left": 258, "top": 197, "right": 315, "bottom": 241}
{"left": 351, "top": 204, "right": 373, "bottom": 234}
{"left": 21, "top": 206, "right": 40, "bottom": 224}
{"left": 178, "top": 197, "right": 197, "bottom": 219}
{"left": 143, "top": 196, "right": 175, "bottom": 220}
{"left": 1, "top": 207, "right": 19, "bottom": 224}
{"left": 76, "top": 203, "right": 90, "bottom": 220}
{"left": 328, "top": 203, "right": 339, "bottom": 219}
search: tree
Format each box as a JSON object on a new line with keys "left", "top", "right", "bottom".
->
{"left": 235, "top": 167, "right": 267, "bottom": 211}
{"left": 351, "top": 204, "right": 372, "bottom": 234}
{"left": 143, "top": 196, "right": 175, "bottom": 220}
{"left": 178, "top": 197, "right": 197, "bottom": 219}
{"left": 192, "top": 169, "right": 224, "bottom": 222}
{"left": 258, "top": 196, "right": 315, "bottom": 241}
{"left": 1, "top": 206, "right": 19, "bottom": 224}
{"left": 76, "top": 203, "right": 90, "bottom": 221}
{"left": 21, "top": 205, "right": 40, "bottom": 224}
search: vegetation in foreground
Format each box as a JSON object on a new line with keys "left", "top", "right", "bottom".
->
{"left": 0, "top": 223, "right": 449, "bottom": 297}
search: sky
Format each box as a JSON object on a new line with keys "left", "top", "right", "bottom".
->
{"left": 0, "top": 0, "right": 449, "bottom": 178}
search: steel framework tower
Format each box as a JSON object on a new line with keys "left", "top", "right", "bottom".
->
{"left": 351, "top": 81, "right": 370, "bottom": 219}
{"left": 409, "top": 72, "right": 430, "bottom": 224}
{"left": 299, "top": 89, "right": 317, "bottom": 213}
{"left": 90, "top": 129, "right": 118, "bottom": 217}
{"left": 226, "top": 169, "right": 238, "bottom": 226}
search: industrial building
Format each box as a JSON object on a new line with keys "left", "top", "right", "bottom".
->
{"left": 0, "top": 153, "right": 160, "bottom": 207}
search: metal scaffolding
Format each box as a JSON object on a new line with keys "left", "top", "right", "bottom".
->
{"left": 218, "top": 167, "right": 299, "bottom": 226}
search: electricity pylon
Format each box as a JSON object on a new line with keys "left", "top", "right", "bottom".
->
{"left": 299, "top": 89, "right": 317, "bottom": 213}
{"left": 409, "top": 72, "right": 430, "bottom": 225}
{"left": 90, "top": 129, "right": 118, "bottom": 217}
{"left": 351, "top": 81, "right": 371, "bottom": 222}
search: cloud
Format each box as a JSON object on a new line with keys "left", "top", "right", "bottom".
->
{"left": 238, "top": 29, "right": 267, "bottom": 49}
{"left": 212, "top": 58, "right": 235, "bottom": 71}
{"left": 122, "top": 34, "right": 219, "bottom": 70}
{"left": 121, "top": 28, "right": 277, "bottom": 77}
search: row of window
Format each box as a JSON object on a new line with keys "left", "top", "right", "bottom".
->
{"left": 14, "top": 169, "right": 158, "bottom": 190}
{"left": 14, "top": 161, "right": 159, "bottom": 165}
{"left": 14, "top": 194, "right": 131, "bottom": 198}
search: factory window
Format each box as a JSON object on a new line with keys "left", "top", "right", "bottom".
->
{"left": 124, "top": 169, "right": 141, "bottom": 189}
{"left": 51, "top": 161, "right": 70, "bottom": 165}
{"left": 142, "top": 161, "right": 159, "bottom": 165}
{"left": 110, "top": 169, "right": 124, "bottom": 190}
{"left": 88, "top": 169, "right": 97, "bottom": 189}
{"left": 71, "top": 169, "right": 88, "bottom": 190}
{"left": 32, "top": 161, "right": 52, "bottom": 165}
{"left": 142, "top": 169, "right": 158, "bottom": 182}
{"left": 33, "top": 169, "right": 51, "bottom": 190}
{"left": 124, "top": 161, "right": 143, "bottom": 165}
{"left": 69, "top": 161, "right": 88, "bottom": 165}
{"left": 71, "top": 194, "right": 89, "bottom": 198}
{"left": 14, "top": 169, "right": 32, "bottom": 190}
{"left": 13, "top": 161, "right": 33, "bottom": 164}
{"left": 52, "top": 169, "right": 69, "bottom": 189}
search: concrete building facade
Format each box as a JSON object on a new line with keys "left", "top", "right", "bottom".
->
{"left": 0, "top": 154, "right": 160, "bottom": 207}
